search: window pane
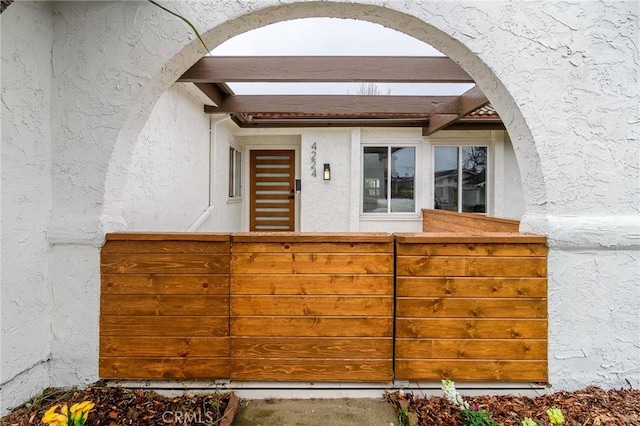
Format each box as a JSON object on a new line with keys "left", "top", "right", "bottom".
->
{"left": 434, "top": 147, "right": 458, "bottom": 211}
{"left": 462, "top": 146, "right": 486, "bottom": 213}
{"left": 234, "top": 151, "right": 242, "bottom": 197}
{"left": 363, "top": 147, "right": 388, "bottom": 213}
{"left": 390, "top": 147, "right": 415, "bottom": 212}
{"left": 229, "top": 147, "right": 235, "bottom": 198}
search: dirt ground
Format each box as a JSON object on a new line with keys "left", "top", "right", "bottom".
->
{"left": 233, "top": 398, "right": 398, "bottom": 426}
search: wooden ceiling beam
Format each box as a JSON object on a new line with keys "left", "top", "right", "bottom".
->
{"left": 204, "top": 95, "right": 459, "bottom": 115}
{"left": 423, "top": 86, "right": 490, "bottom": 135}
{"left": 193, "top": 83, "right": 227, "bottom": 106}
{"left": 179, "top": 56, "right": 473, "bottom": 83}
{"left": 459, "top": 85, "right": 490, "bottom": 116}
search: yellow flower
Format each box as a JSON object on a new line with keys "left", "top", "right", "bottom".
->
{"left": 42, "top": 405, "right": 60, "bottom": 423}
{"left": 520, "top": 418, "right": 537, "bottom": 426}
{"left": 547, "top": 407, "right": 565, "bottom": 425}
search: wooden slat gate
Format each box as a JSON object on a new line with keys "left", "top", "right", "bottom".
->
{"left": 100, "top": 234, "right": 231, "bottom": 379}
{"left": 395, "top": 233, "right": 548, "bottom": 382}
{"left": 99, "top": 230, "right": 547, "bottom": 383}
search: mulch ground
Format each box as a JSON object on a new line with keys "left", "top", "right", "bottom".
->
{"left": 1, "top": 383, "right": 232, "bottom": 425}
{"left": 2, "top": 384, "right": 639, "bottom": 425}
{"left": 385, "top": 386, "right": 640, "bottom": 426}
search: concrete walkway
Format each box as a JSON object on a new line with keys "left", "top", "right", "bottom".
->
{"left": 233, "top": 398, "right": 399, "bottom": 426}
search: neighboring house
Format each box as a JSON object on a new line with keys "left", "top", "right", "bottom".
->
{"left": 1, "top": 0, "right": 638, "bottom": 416}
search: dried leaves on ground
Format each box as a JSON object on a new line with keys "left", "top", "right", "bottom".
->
{"left": 1, "top": 383, "right": 231, "bottom": 426}
{"left": 385, "top": 386, "right": 640, "bottom": 426}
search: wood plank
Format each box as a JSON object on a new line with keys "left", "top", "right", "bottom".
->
{"left": 100, "top": 336, "right": 229, "bottom": 358}
{"left": 459, "top": 85, "right": 490, "bottom": 117}
{"left": 99, "top": 357, "right": 229, "bottom": 380}
{"left": 105, "top": 233, "right": 230, "bottom": 242}
{"left": 232, "top": 242, "right": 393, "bottom": 253}
{"left": 208, "top": 95, "right": 458, "bottom": 115}
{"left": 396, "top": 242, "right": 547, "bottom": 257}
{"left": 194, "top": 82, "right": 226, "bottom": 106}
{"left": 100, "top": 316, "right": 229, "bottom": 337}
{"left": 394, "top": 360, "right": 547, "bottom": 382}
{"left": 231, "top": 275, "right": 393, "bottom": 295}
{"left": 101, "top": 295, "right": 229, "bottom": 316}
{"left": 396, "top": 298, "right": 546, "bottom": 319}
{"left": 232, "top": 232, "right": 393, "bottom": 243}
{"left": 101, "top": 254, "right": 230, "bottom": 274}
{"left": 420, "top": 209, "right": 520, "bottom": 233}
{"left": 424, "top": 113, "right": 459, "bottom": 135}
{"left": 396, "top": 277, "right": 547, "bottom": 298}
{"left": 231, "top": 337, "right": 391, "bottom": 359}
{"left": 395, "top": 339, "right": 546, "bottom": 360}
{"left": 395, "top": 319, "right": 547, "bottom": 339}
{"left": 231, "top": 317, "right": 392, "bottom": 337}
{"left": 178, "top": 56, "right": 473, "bottom": 83}
{"left": 102, "top": 240, "right": 229, "bottom": 254}
{"left": 231, "top": 296, "right": 392, "bottom": 316}
{"left": 232, "top": 253, "right": 393, "bottom": 274}
{"left": 395, "top": 233, "right": 546, "bottom": 244}
{"left": 101, "top": 274, "right": 229, "bottom": 295}
{"left": 396, "top": 256, "right": 546, "bottom": 277}
{"left": 230, "top": 359, "right": 392, "bottom": 382}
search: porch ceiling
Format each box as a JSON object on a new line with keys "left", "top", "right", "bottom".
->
{"left": 178, "top": 56, "right": 503, "bottom": 134}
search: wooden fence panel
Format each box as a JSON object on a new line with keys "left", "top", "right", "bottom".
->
{"left": 99, "top": 233, "right": 231, "bottom": 380}
{"left": 422, "top": 209, "right": 521, "bottom": 233}
{"left": 230, "top": 233, "right": 394, "bottom": 382}
{"left": 394, "top": 233, "right": 548, "bottom": 382}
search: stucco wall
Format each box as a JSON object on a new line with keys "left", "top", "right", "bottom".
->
{"left": 201, "top": 117, "right": 245, "bottom": 232}
{"left": 1, "top": 0, "right": 638, "bottom": 413}
{"left": 0, "top": 1, "right": 54, "bottom": 413}
{"left": 121, "top": 83, "right": 210, "bottom": 231}
{"left": 502, "top": 134, "right": 526, "bottom": 219}
{"left": 300, "top": 129, "right": 352, "bottom": 232}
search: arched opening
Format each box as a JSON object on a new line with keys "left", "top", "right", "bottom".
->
{"left": 101, "top": 2, "right": 547, "bottom": 236}
{"left": 97, "top": 2, "right": 550, "bottom": 387}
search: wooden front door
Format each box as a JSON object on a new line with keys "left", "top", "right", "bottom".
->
{"left": 249, "top": 150, "right": 296, "bottom": 231}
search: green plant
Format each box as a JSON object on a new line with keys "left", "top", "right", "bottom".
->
{"left": 462, "top": 405, "right": 500, "bottom": 426}
{"left": 148, "top": 0, "right": 209, "bottom": 53}
{"left": 42, "top": 401, "right": 95, "bottom": 426}
{"left": 520, "top": 406, "right": 565, "bottom": 426}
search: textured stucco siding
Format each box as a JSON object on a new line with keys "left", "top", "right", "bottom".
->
{"left": 202, "top": 118, "right": 244, "bottom": 232}
{"left": 502, "top": 134, "right": 526, "bottom": 219}
{"left": 0, "top": 1, "right": 54, "bottom": 413}
{"left": 0, "top": 0, "right": 638, "bottom": 414}
{"left": 121, "top": 83, "right": 210, "bottom": 231}
{"left": 300, "top": 129, "right": 352, "bottom": 232}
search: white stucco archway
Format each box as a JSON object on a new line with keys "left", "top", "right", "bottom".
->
{"left": 100, "top": 1, "right": 547, "bottom": 236}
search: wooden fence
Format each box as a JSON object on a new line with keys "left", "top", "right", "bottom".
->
{"left": 422, "top": 209, "right": 521, "bottom": 233}
{"left": 99, "top": 228, "right": 547, "bottom": 383}
{"left": 230, "top": 233, "right": 394, "bottom": 381}
{"left": 394, "top": 233, "right": 548, "bottom": 382}
{"left": 100, "top": 233, "right": 231, "bottom": 379}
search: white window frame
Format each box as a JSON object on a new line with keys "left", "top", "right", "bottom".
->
{"left": 360, "top": 142, "right": 420, "bottom": 217}
{"left": 228, "top": 144, "right": 243, "bottom": 202}
{"left": 432, "top": 143, "right": 490, "bottom": 214}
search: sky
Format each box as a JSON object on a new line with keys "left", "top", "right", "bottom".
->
{"left": 210, "top": 18, "right": 473, "bottom": 96}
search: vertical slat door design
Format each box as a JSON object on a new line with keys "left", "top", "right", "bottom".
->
{"left": 99, "top": 234, "right": 231, "bottom": 379}
{"left": 394, "top": 233, "right": 548, "bottom": 382}
{"left": 230, "top": 233, "right": 395, "bottom": 381}
{"left": 250, "top": 150, "right": 295, "bottom": 231}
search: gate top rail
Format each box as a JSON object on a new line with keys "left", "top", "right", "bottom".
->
{"left": 105, "top": 232, "right": 230, "bottom": 242}
{"left": 232, "top": 232, "right": 393, "bottom": 243}
{"left": 395, "top": 232, "right": 547, "bottom": 244}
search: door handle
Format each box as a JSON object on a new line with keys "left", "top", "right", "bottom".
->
{"left": 288, "top": 188, "right": 295, "bottom": 199}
